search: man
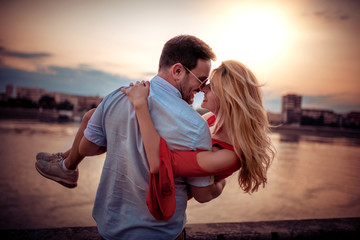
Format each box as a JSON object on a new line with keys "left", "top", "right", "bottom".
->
{"left": 37, "top": 35, "right": 224, "bottom": 239}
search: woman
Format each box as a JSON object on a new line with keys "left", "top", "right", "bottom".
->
{"left": 122, "top": 60, "right": 275, "bottom": 220}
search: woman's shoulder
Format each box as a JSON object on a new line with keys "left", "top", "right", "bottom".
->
{"left": 201, "top": 112, "right": 214, "bottom": 121}
{"left": 202, "top": 112, "right": 216, "bottom": 126}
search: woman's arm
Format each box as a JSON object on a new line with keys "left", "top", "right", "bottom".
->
{"left": 121, "top": 81, "right": 161, "bottom": 173}
{"left": 196, "top": 149, "right": 238, "bottom": 171}
{"left": 122, "top": 81, "right": 238, "bottom": 175}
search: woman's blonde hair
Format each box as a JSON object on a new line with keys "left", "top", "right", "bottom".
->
{"left": 210, "top": 60, "right": 275, "bottom": 193}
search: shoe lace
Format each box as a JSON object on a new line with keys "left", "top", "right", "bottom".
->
{"left": 50, "top": 153, "right": 64, "bottom": 163}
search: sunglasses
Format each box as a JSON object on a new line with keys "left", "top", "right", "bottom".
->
{"left": 182, "top": 64, "right": 209, "bottom": 89}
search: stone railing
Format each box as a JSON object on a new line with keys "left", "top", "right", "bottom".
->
{"left": 1, "top": 218, "right": 359, "bottom": 240}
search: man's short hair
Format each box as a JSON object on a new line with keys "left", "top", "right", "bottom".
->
{"left": 159, "top": 35, "right": 216, "bottom": 71}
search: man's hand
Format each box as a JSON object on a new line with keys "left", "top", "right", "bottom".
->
{"left": 189, "top": 179, "right": 226, "bottom": 203}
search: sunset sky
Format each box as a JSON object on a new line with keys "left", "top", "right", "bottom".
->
{"left": 0, "top": 0, "right": 359, "bottom": 113}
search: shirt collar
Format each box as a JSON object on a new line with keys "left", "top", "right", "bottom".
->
{"left": 151, "top": 75, "right": 182, "bottom": 99}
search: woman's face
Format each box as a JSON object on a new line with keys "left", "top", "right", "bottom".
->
{"left": 201, "top": 83, "right": 219, "bottom": 113}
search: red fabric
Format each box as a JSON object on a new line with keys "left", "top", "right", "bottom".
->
{"left": 171, "top": 146, "right": 239, "bottom": 181}
{"left": 146, "top": 115, "right": 240, "bottom": 221}
{"left": 207, "top": 114, "right": 216, "bottom": 126}
{"left": 146, "top": 138, "right": 176, "bottom": 221}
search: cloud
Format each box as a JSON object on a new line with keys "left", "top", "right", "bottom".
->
{"left": 0, "top": 46, "right": 52, "bottom": 59}
{"left": 313, "top": 10, "right": 349, "bottom": 21}
{"left": 258, "top": 90, "right": 360, "bottom": 114}
{"left": 0, "top": 65, "right": 135, "bottom": 97}
{"left": 264, "top": 98, "right": 282, "bottom": 113}
{"left": 302, "top": 94, "right": 360, "bottom": 113}
{"left": 142, "top": 71, "right": 158, "bottom": 78}
{"left": 300, "top": 0, "right": 360, "bottom": 23}
{"left": 77, "top": 63, "right": 93, "bottom": 70}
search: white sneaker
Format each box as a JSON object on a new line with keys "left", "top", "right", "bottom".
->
{"left": 35, "top": 152, "right": 78, "bottom": 188}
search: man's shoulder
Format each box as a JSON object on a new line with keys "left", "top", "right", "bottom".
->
{"left": 100, "top": 87, "right": 129, "bottom": 107}
{"left": 149, "top": 81, "right": 194, "bottom": 116}
{"left": 149, "top": 93, "right": 202, "bottom": 122}
{"left": 149, "top": 80, "right": 180, "bottom": 99}
{"left": 104, "top": 87, "right": 123, "bottom": 99}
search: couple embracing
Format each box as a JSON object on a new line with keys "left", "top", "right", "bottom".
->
{"left": 35, "top": 35, "right": 275, "bottom": 240}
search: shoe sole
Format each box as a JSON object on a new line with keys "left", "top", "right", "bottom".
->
{"left": 35, "top": 162, "right": 77, "bottom": 188}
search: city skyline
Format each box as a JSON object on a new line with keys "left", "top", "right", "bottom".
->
{"left": 2, "top": 84, "right": 358, "bottom": 117}
{"left": 1, "top": 0, "right": 360, "bottom": 113}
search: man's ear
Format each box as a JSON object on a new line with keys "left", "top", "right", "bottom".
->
{"left": 171, "top": 63, "right": 184, "bottom": 82}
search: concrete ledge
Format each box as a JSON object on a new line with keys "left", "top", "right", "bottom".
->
{"left": 185, "top": 218, "right": 360, "bottom": 240}
{"left": 1, "top": 218, "right": 359, "bottom": 240}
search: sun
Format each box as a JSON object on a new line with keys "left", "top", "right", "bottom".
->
{"left": 215, "top": 6, "right": 290, "bottom": 66}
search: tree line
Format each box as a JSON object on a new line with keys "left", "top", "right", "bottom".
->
{"left": 0, "top": 95, "right": 74, "bottom": 110}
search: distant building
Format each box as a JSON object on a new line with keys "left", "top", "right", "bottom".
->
{"left": 16, "top": 86, "right": 47, "bottom": 103}
{"left": 301, "top": 109, "right": 340, "bottom": 127}
{"left": 76, "top": 95, "right": 102, "bottom": 112}
{"left": 5, "top": 85, "right": 14, "bottom": 99}
{"left": 9, "top": 85, "right": 102, "bottom": 115}
{"left": 281, "top": 94, "right": 302, "bottom": 124}
{"left": 267, "top": 112, "right": 282, "bottom": 125}
{"left": 0, "top": 93, "right": 5, "bottom": 101}
{"left": 345, "top": 111, "right": 360, "bottom": 128}
{"left": 0, "top": 85, "right": 13, "bottom": 101}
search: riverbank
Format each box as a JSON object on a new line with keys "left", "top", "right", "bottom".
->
{"left": 0, "top": 107, "right": 81, "bottom": 122}
{"left": 1, "top": 218, "right": 359, "bottom": 240}
{"left": 1, "top": 107, "right": 360, "bottom": 138}
{"left": 271, "top": 125, "right": 360, "bottom": 139}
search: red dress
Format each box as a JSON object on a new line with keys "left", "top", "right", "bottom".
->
{"left": 146, "top": 115, "right": 241, "bottom": 221}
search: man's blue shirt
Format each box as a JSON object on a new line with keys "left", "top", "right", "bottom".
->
{"left": 84, "top": 76, "right": 212, "bottom": 239}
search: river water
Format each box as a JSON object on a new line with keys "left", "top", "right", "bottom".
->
{"left": 0, "top": 120, "right": 359, "bottom": 229}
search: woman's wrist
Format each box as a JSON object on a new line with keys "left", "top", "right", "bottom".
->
{"left": 133, "top": 99, "right": 148, "bottom": 110}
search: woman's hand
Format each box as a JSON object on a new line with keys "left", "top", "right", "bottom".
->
{"left": 122, "top": 80, "right": 161, "bottom": 174}
{"left": 121, "top": 81, "right": 150, "bottom": 109}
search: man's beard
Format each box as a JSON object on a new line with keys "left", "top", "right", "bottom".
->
{"left": 185, "top": 93, "right": 195, "bottom": 104}
{"left": 180, "top": 86, "right": 194, "bottom": 105}
{"left": 177, "top": 76, "right": 194, "bottom": 104}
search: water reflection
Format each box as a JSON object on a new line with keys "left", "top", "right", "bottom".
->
{"left": 187, "top": 132, "right": 360, "bottom": 223}
{"left": 279, "top": 134, "right": 300, "bottom": 143}
{"left": 276, "top": 131, "right": 360, "bottom": 146}
{"left": 1, "top": 120, "right": 360, "bottom": 229}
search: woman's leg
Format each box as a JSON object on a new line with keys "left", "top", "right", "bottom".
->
{"left": 35, "top": 108, "right": 97, "bottom": 188}
{"left": 64, "top": 108, "right": 96, "bottom": 170}
{"left": 61, "top": 149, "right": 71, "bottom": 159}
